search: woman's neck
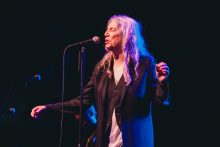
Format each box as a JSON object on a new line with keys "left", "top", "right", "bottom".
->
{"left": 113, "top": 53, "right": 125, "bottom": 67}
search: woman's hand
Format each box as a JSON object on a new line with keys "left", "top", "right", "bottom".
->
{"left": 156, "top": 62, "right": 170, "bottom": 83}
{"left": 30, "top": 105, "right": 47, "bottom": 119}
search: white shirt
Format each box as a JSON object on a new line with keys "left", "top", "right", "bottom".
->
{"left": 108, "top": 64, "right": 124, "bottom": 147}
{"left": 108, "top": 109, "right": 123, "bottom": 147}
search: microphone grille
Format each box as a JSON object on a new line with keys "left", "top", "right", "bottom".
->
{"left": 92, "top": 36, "right": 100, "bottom": 44}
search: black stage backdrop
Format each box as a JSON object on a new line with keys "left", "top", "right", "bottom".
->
{"left": 0, "top": 1, "right": 219, "bottom": 147}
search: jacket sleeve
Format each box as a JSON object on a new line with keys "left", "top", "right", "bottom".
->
{"left": 45, "top": 63, "right": 100, "bottom": 112}
{"left": 155, "top": 79, "right": 171, "bottom": 106}
{"left": 147, "top": 56, "right": 171, "bottom": 106}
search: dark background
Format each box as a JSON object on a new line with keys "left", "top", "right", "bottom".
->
{"left": 0, "top": 0, "right": 219, "bottom": 147}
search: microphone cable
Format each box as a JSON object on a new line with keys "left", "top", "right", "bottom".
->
{"left": 59, "top": 44, "right": 70, "bottom": 147}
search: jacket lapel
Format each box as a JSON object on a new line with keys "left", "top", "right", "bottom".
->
{"left": 96, "top": 70, "right": 109, "bottom": 105}
{"left": 118, "top": 76, "right": 129, "bottom": 107}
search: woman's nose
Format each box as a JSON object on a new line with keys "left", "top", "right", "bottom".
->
{"left": 104, "top": 30, "right": 109, "bottom": 36}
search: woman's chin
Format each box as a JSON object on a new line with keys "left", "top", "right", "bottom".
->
{"left": 105, "top": 46, "right": 111, "bottom": 51}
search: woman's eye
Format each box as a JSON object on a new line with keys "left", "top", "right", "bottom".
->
{"left": 110, "top": 28, "right": 115, "bottom": 31}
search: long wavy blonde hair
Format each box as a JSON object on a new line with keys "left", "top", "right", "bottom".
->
{"left": 99, "top": 14, "right": 151, "bottom": 85}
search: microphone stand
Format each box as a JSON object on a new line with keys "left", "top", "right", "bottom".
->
{"left": 78, "top": 45, "right": 85, "bottom": 147}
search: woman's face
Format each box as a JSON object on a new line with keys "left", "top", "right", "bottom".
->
{"left": 104, "top": 20, "right": 123, "bottom": 53}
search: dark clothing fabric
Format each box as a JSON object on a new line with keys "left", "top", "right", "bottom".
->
{"left": 46, "top": 56, "right": 170, "bottom": 147}
{"left": 103, "top": 75, "right": 125, "bottom": 145}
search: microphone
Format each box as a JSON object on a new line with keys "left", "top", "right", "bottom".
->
{"left": 70, "top": 36, "right": 100, "bottom": 46}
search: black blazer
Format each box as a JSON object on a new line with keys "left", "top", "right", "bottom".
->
{"left": 46, "top": 56, "right": 170, "bottom": 147}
